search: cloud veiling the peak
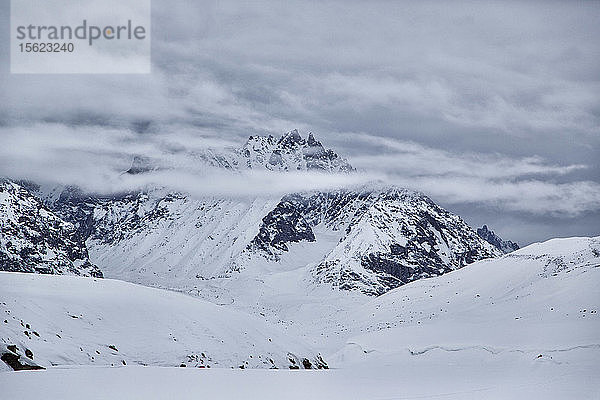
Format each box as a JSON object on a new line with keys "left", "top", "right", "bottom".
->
{"left": 0, "top": 124, "right": 374, "bottom": 197}
{"left": 0, "top": 123, "right": 598, "bottom": 217}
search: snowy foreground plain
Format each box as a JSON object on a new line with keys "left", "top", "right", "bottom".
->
{"left": 1, "top": 237, "right": 599, "bottom": 399}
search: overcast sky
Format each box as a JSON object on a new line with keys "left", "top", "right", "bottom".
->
{"left": 1, "top": 1, "right": 599, "bottom": 245}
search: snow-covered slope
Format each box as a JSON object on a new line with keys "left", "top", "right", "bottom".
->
{"left": 332, "top": 236, "right": 600, "bottom": 369}
{"left": 0, "top": 181, "right": 101, "bottom": 277}
{"left": 28, "top": 184, "right": 278, "bottom": 286}
{"left": 87, "top": 195, "right": 279, "bottom": 287}
{"left": 6, "top": 359, "right": 597, "bottom": 400}
{"left": 0, "top": 272, "right": 327, "bottom": 370}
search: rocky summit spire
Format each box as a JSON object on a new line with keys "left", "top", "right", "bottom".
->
{"left": 477, "top": 225, "right": 519, "bottom": 254}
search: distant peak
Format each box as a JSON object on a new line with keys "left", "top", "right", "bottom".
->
{"left": 126, "top": 155, "right": 154, "bottom": 175}
{"left": 477, "top": 225, "right": 519, "bottom": 254}
{"left": 239, "top": 129, "right": 354, "bottom": 173}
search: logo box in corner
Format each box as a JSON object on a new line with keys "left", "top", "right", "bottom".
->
{"left": 11, "top": 0, "right": 151, "bottom": 74}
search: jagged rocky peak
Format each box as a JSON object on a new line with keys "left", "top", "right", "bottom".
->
{"left": 477, "top": 225, "right": 519, "bottom": 254}
{"left": 307, "top": 132, "right": 321, "bottom": 147}
{"left": 239, "top": 129, "right": 354, "bottom": 173}
{"left": 0, "top": 180, "right": 102, "bottom": 277}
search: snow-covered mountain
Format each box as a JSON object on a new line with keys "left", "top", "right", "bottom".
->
{"left": 477, "top": 224, "right": 520, "bottom": 253}
{"left": 0, "top": 181, "right": 101, "bottom": 277}
{"left": 244, "top": 187, "right": 501, "bottom": 295}
{"left": 1, "top": 127, "right": 597, "bottom": 395}
{"left": 7, "top": 131, "right": 503, "bottom": 297}
{"left": 39, "top": 183, "right": 500, "bottom": 297}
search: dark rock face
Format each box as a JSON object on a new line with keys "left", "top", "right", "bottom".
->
{"left": 268, "top": 150, "right": 284, "bottom": 168}
{"left": 51, "top": 186, "right": 100, "bottom": 241}
{"left": 278, "top": 129, "right": 304, "bottom": 149}
{"left": 477, "top": 225, "right": 519, "bottom": 254}
{"left": 0, "top": 181, "right": 102, "bottom": 277}
{"left": 248, "top": 201, "right": 315, "bottom": 259}
{"left": 361, "top": 251, "right": 449, "bottom": 287}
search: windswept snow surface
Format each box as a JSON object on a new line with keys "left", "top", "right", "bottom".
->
{"left": 0, "top": 272, "right": 325, "bottom": 370}
{"left": 1, "top": 362, "right": 596, "bottom": 400}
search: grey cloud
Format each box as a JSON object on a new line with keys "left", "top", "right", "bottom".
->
{"left": 1, "top": 1, "right": 599, "bottom": 243}
{"left": 1, "top": 124, "right": 597, "bottom": 218}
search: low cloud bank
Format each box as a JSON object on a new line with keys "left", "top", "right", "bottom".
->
{"left": 1, "top": 123, "right": 598, "bottom": 217}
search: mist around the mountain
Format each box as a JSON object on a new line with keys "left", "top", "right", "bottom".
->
{"left": 1, "top": 123, "right": 598, "bottom": 221}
